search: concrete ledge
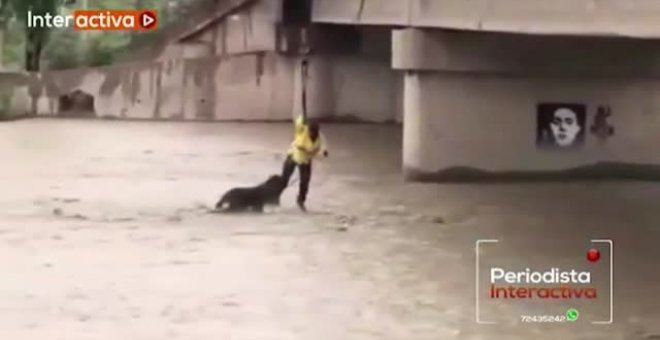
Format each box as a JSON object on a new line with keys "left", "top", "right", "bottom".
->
{"left": 404, "top": 162, "right": 660, "bottom": 182}
{"left": 36, "top": 116, "right": 295, "bottom": 124}
{"left": 392, "top": 28, "right": 660, "bottom": 76}
{"left": 30, "top": 116, "right": 400, "bottom": 125}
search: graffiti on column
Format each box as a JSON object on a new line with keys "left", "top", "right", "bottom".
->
{"left": 590, "top": 105, "right": 614, "bottom": 142}
{"left": 536, "top": 103, "right": 587, "bottom": 149}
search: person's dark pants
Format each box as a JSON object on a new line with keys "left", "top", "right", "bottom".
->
{"left": 281, "top": 155, "right": 311, "bottom": 204}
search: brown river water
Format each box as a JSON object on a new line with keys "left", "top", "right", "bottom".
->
{"left": 0, "top": 118, "right": 658, "bottom": 339}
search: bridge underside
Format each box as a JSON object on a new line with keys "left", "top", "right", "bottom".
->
{"left": 305, "top": 0, "right": 660, "bottom": 181}
{"left": 312, "top": 0, "right": 660, "bottom": 38}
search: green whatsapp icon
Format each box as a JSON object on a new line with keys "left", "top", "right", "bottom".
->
{"left": 566, "top": 308, "right": 580, "bottom": 322}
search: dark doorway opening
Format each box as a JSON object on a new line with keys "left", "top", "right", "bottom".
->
{"left": 282, "top": 0, "right": 311, "bottom": 25}
{"left": 58, "top": 89, "right": 96, "bottom": 117}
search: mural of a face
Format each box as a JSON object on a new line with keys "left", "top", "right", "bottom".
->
{"left": 550, "top": 108, "right": 581, "bottom": 147}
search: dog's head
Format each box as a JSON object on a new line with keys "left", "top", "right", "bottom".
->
{"left": 264, "top": 174, "right": 287, "bottom": 191}
{"left": 262, "top": 174, "right": 287, "bottom": 204}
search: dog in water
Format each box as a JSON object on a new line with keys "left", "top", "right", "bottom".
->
{"left": 215, "top": 175, "right": 288, "bottom": 212}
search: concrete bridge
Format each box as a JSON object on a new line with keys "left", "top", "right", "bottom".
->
{"left": 313, "top": 0, "right": 660, "bottom": 37}
{"left": 312, "top": 0, "right": 660, "bottom": 181}
{"left": 5, "top": 0, "right": 660, "bottom": 181}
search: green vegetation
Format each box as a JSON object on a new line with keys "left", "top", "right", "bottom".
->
{"left": 0, "top": 0, "right": 206, "bottom": 71}
{"left": 0, "top": 92, "right": 11, "bottom": 120}
{"left": 9, "top": 0, "right": 63, "bottom": 71}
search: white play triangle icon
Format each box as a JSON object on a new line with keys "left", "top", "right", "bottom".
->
{"left": 140, "top": 11, "right": 157, "bottom": 29}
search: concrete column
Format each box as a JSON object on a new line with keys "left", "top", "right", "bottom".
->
{"left": 394, "top": 28, "right": 660, "bottom": 181}
{"left": 402, "top": 71, "right": 423, "bottom": 179}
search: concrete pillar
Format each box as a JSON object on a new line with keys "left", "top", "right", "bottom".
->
{"left": 393, "top": 28, "right": 660, "bottom": 181}
{"left": 402, "top": 71, "right": 423, "bottom": 178}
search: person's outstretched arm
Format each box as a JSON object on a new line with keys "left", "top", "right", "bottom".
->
{"left": 301, "top": 58, "right": 309, "bottom": 122}
{"left": 294, "top": 115, "right": 306, "bottom": 134}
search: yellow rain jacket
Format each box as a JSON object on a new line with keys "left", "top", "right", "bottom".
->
{"left": 288, "top": 116, "right": 326, "bottom": 165}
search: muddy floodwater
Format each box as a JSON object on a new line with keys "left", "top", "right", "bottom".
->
{"left": 0, "top": 119, "right": 658, "bottom": 339}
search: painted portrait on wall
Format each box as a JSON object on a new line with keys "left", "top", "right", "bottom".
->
{"left": 536, "top": 103, "right": 587, "bottom": 149}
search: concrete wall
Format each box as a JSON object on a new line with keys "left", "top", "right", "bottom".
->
{"left": 288, "top": 26, "right": 402, "bottom": 123}
{"left": 155, "top": 37, "right": 215, "bottom": 60}
{"left": 296, "top": 54, "right": 402, "bottom": 122}
{"left": 396, "top": 29, "right": 660, "bottom": 180}
{"left": 214, "top": 52, "right": 294, "bottom": 120}
{"left": 140, "top": 1, "right": 402, "bottom": 123}
{"left": 30, "top": 53, "right": 296, "bottom": 121}
{"left": 0, "top": 72, "right": 32, "bottom": 119}
{"left": 158, "top": 0, "right": 282, "bottom": 61}
{"left": 178, "top": 0, "right": 297, "bottom": 120}
{"left": 28, "top": 52, "right": 398, "bottom": 123}
{"left": 222, "top": 0, "right": 282, "bottom": 54}
{"left": 312, "top": 0, "right": 660, "bottom": 38}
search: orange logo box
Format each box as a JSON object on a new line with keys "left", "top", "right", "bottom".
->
{"left": 73, "top": 10, "right": 158, "bottom": 31}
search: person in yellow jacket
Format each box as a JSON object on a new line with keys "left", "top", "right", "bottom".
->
{"left": 281, "top": 115, "right": 328, "bottom": 212}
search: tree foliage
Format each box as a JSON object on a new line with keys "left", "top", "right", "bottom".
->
{"left": 10, "top": 0, "right": 63, "bottom": 71}
{"left": 41, "top": 27, "right": 80, "bottom": 69}
{"left": 2, "top": 0, "right": 209, "bottom": 70}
